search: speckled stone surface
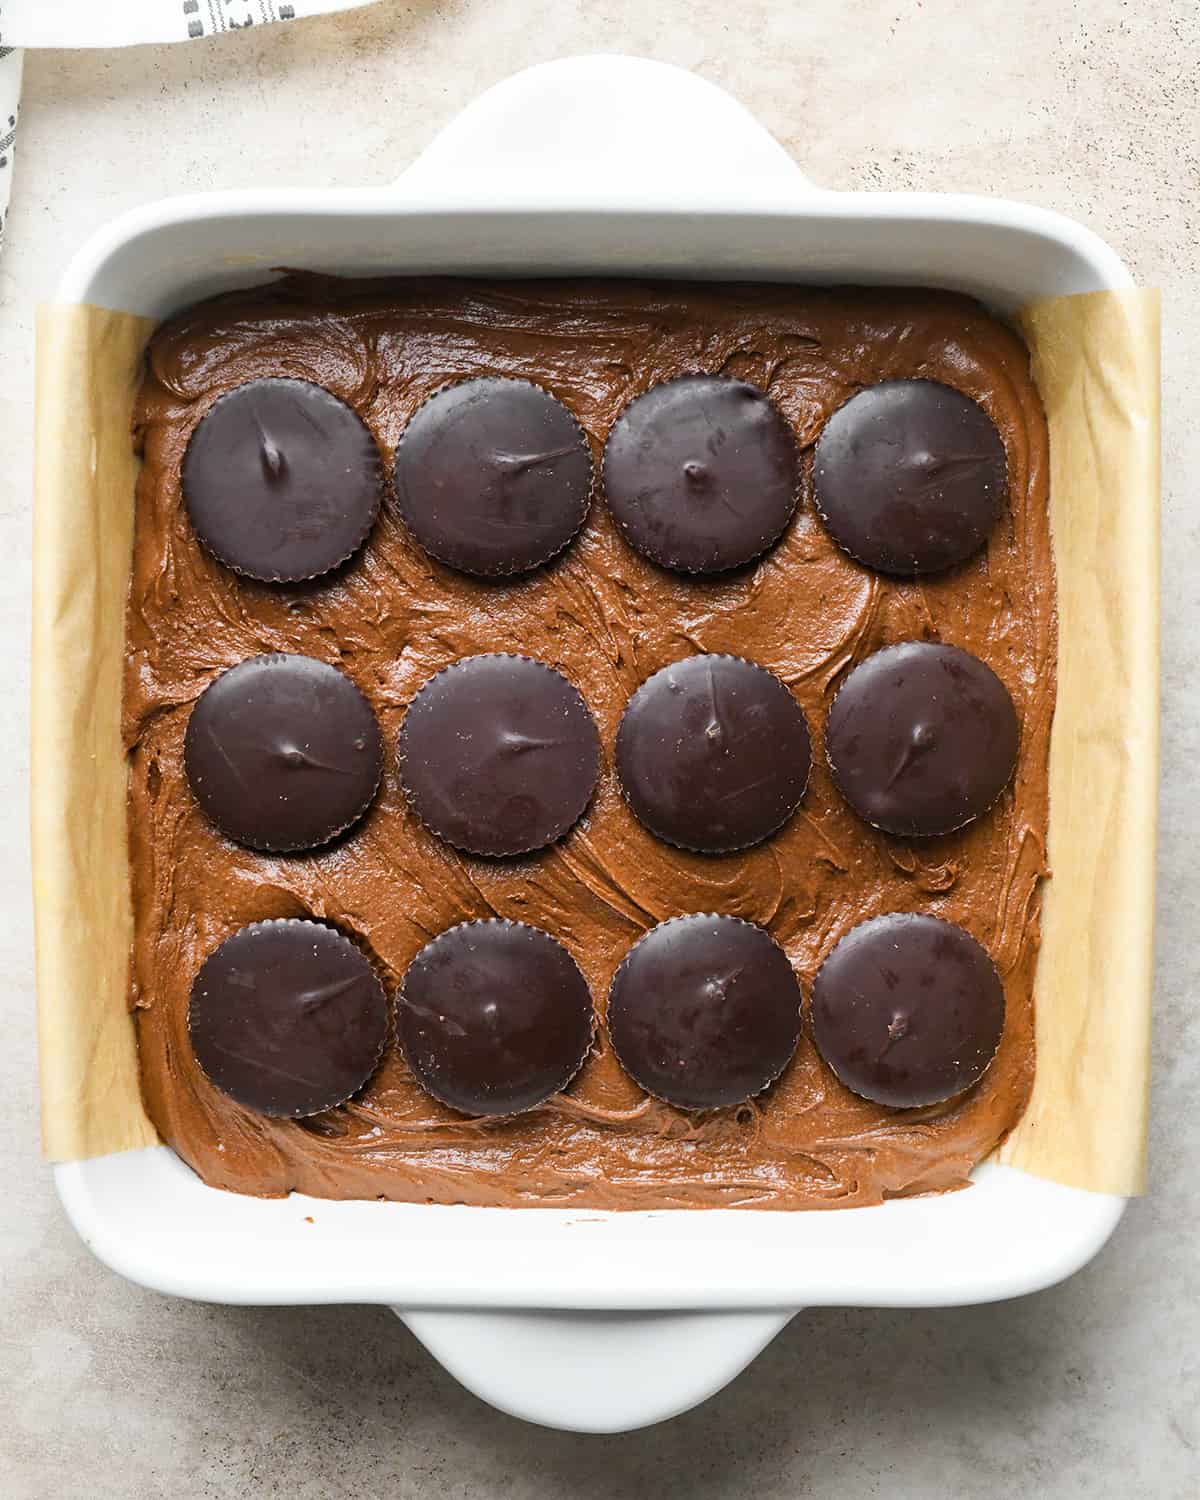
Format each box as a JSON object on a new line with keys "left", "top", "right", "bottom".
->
{"left": 2, "top": 4, "right": 1197, "bottom": 1494}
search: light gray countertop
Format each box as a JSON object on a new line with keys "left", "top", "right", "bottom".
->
{"left": 1, "top": 4, "right": 1195, "bottom": 1495}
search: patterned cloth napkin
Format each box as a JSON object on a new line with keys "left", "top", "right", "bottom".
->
{"left": 0, "top": 0, "right": 379, "bottom": 249}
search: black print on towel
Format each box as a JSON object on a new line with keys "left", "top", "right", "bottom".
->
{"left": 182, "top": 2, "right": 298, "bottom": 39}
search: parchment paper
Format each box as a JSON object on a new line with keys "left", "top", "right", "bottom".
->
{"left": 30, "top": 287, "right": 1160, "bottom": 1194}
{"left": 997, "top": 289, "right": 1160, "bottom": 1194}
{"left": 32, "top": 305, "right": 158, "bottom": 1159}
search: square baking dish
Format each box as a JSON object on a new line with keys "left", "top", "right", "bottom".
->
{"left": 40, "top": 56, "right": 1153, "bottom": 1433}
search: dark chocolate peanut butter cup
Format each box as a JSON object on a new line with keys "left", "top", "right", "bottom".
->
{"left": 616, "top": 653, "right": 811, "bottom": 853}
{"left": 189, "top": 919, "right": 388, "bottom": 1118}
{"left": 602, "top": 375, "right": 801, "bottom": 574}
{"left": 397, "top": 919, "right": 595, "bottom": 1116}
{"left": 811, "top": 912, "right": 1005, "bottom": 1108}
{"left": 184, "top": 653, "right": 383, "bottom": 853}
{"left": 607, "top": 914, "right": 803, "bottom": 1111}
{"left": 615, "top": 657, "right": 810, "bottom": 858}
{"left": 813, "top": 378, "right": 1008, "bottom": 576}
{"left": 392, "top": 377, "right": 593, "bottom": 577}
{"left": 825, "top": 641, "right": 1019, "bottom": 838}
{"left": 182, "top": 377, "right": 383, "bottom": 582}
{"left": 398, "top": 653, "right": 600, "bottom": 857}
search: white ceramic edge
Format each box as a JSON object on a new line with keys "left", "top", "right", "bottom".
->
{"left": 52, "top": 1153, "right": 1126, "bottom": 1311}
{"left": 52, "top": 187, "right": 1135, "bottom": 311}
{"left": 53, "top": 1151, "right": 1125, "bottom": 1431}
{"left": 42, "top": 55, "right": 1139, "bottom": 1431}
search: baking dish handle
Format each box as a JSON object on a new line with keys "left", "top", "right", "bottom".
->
{"left": 393, "top": 54, "right": 816, "bottom": 197}
{"left": 396, "top": 1306, "right": 796, "bottom": 1433}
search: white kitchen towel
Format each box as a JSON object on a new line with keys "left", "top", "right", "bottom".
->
{"left": 0, "top": 0, "right": 379, "bottom": 249}
{"left": 0, "top": 48, "right": 21, "bottom": 244}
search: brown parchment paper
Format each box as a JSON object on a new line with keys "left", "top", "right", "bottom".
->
{"left": 30, "top": 287, "right": 1160, "bottom": 1194}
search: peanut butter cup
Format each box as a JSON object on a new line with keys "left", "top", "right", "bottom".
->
{"left": 184, "top": 653, "right": 383, "bottom": 852}
{"left": 602, "top": 375, "right": 801, "bottom": 573}
{"left": 813, "top": 379, "right": 1007, "bottom": 575}
{"left": 607, "top": 914, "right": 803, "bottom": 1111}
{"left": 811, "top": 913, "right": 1005, "bottom": 1108}
{"left": 182, "top": 377, "right": 383, "bottom": 582}
{"left": 392, "top": 377, "right": 593, "bottom": 576}
{"left": 188, "top": 919, "right": 388, "bottom": 1118}
{"left": 825, "top": 641, "right": 1019, "bottom": 837}
{"left": 397, "top": 919, "right": 594, "bottom": 1116}
{"left": 616, "top": 654, "right": 811, "bottom": 853}
{"left": 398, "top": 654, "right": 600, "bottom": 856}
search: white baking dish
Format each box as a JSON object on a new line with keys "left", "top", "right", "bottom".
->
{"left": 48, "top": 55, "right": 1140, "bottom": 1434}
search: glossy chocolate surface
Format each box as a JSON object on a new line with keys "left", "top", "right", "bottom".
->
{"left": 182, "top": 377, "right": 382, "bottom": 581}
{"left": 393, "top": 377, "right": 593, "bottom": 577}
{"left": 397, "top": 920, "right": 594, "bottom": 1116}
{"left": 603, "top": 375, "right": 800, "bottom": 573}
{"left": 616, "top": 654, "right": 811, "bottom": 852}
{"left": 184, "top": 653, "right": 383, "bottom": 852}
{"left": 188, "top": 920, "right": 388, "bottom": 1118}
{"left": 811, "top": 913, "right": 1005, "bottom": 1108}
{"left": 825, "top": 642, "right": 1019, "bottom": 837}
{"left": 607, "top": 914, "right": 803, "bottom": 1110}
{"left": 813, "top": 379, "right": 1007, "bottom": 575}
{"left": 398, "top": 654, "right": 601, "bottom": 856}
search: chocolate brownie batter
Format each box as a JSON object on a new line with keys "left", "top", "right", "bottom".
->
{"left": 126, "top": 275, "right": 1053, "bottom": 1210}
